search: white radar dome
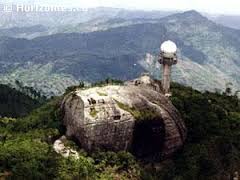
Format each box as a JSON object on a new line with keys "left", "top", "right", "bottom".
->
{"left": 160, "top": 40, "right": 177, "bottom": 54}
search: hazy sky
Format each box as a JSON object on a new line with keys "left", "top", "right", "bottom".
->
{"left": 3, "top": 0, "right": 240, "bottom": 15}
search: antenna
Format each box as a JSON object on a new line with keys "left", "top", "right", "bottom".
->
{"left": 158, "top": 40, "right": 178, "bottom": 97}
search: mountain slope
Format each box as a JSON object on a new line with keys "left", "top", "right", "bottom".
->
{"left": 210, "top": 15, "right": 240, "bottom": 29}
{"left": 0, "top": 10, "right": 239, "bottom": 95}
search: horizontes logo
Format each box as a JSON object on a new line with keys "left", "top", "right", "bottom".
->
{"left": 0, "top": 3, "right": 88, "bottom": 13}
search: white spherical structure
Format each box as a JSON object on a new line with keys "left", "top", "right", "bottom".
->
{"left": 160, "top": 40, "right": 177, "bottom": 58}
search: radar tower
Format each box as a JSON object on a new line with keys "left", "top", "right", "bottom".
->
{"left": 158, "top": 40, "right": 178, "bottom": 96}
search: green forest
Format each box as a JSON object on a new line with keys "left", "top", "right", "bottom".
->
{"left": 0, "top": 83, "right": 240, "bottom": 179}
{"left": 0, "top": 84, "right": 45, "bottom": 118}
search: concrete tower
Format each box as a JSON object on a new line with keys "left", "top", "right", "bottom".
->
{"left": 158, "top": 40, "right": 177, "bottom": 96}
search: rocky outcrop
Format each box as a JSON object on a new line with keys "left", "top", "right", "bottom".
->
{"left": 61, "top": 74, "right": 187, "bottom": 158}
{"left": 53, "top": 136, "right": 79, "bottom": 159}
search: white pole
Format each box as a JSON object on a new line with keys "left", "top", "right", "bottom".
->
{"left": 162, "top": 64, "right": 171, "bottom": 94}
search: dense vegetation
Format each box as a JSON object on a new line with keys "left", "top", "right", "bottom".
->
{"left": 0, "top": 83, "right": 240, "bottom": 179}
{"left": 163, "top": 83, "right": 240, "bottom": 179}
{"left": 0, "top": 84, "right": 45, "bottom": 118}
{"left": 0, "top": 95, "right": 139, "bottom": 179}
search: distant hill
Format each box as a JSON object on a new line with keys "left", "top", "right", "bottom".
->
{"left": 209, "top": 15, "right": 240, "bottom": 30}
{"left": 0, "top": 18, "right": 158, "bottom": 39}
{"left": 0, "top": 84, "right": 43, "bottom": 117}
{"left": 0, "top": 8, "right": 172, "bottom": 39}
{"left": 0, "top": 8, "right": 238, "bottom": 40}
{"left": 0, "top": 7, "right": 173, "bottom": 29}
{"left": 0, "top": 10, "right": 239, "bottom": 96}
{"left": 0, "top": 25, "right": 48, "bottom": 39}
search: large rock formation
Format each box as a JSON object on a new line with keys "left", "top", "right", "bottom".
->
{"left": 61, "top": 75, "right": 187, "bottom": 158}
